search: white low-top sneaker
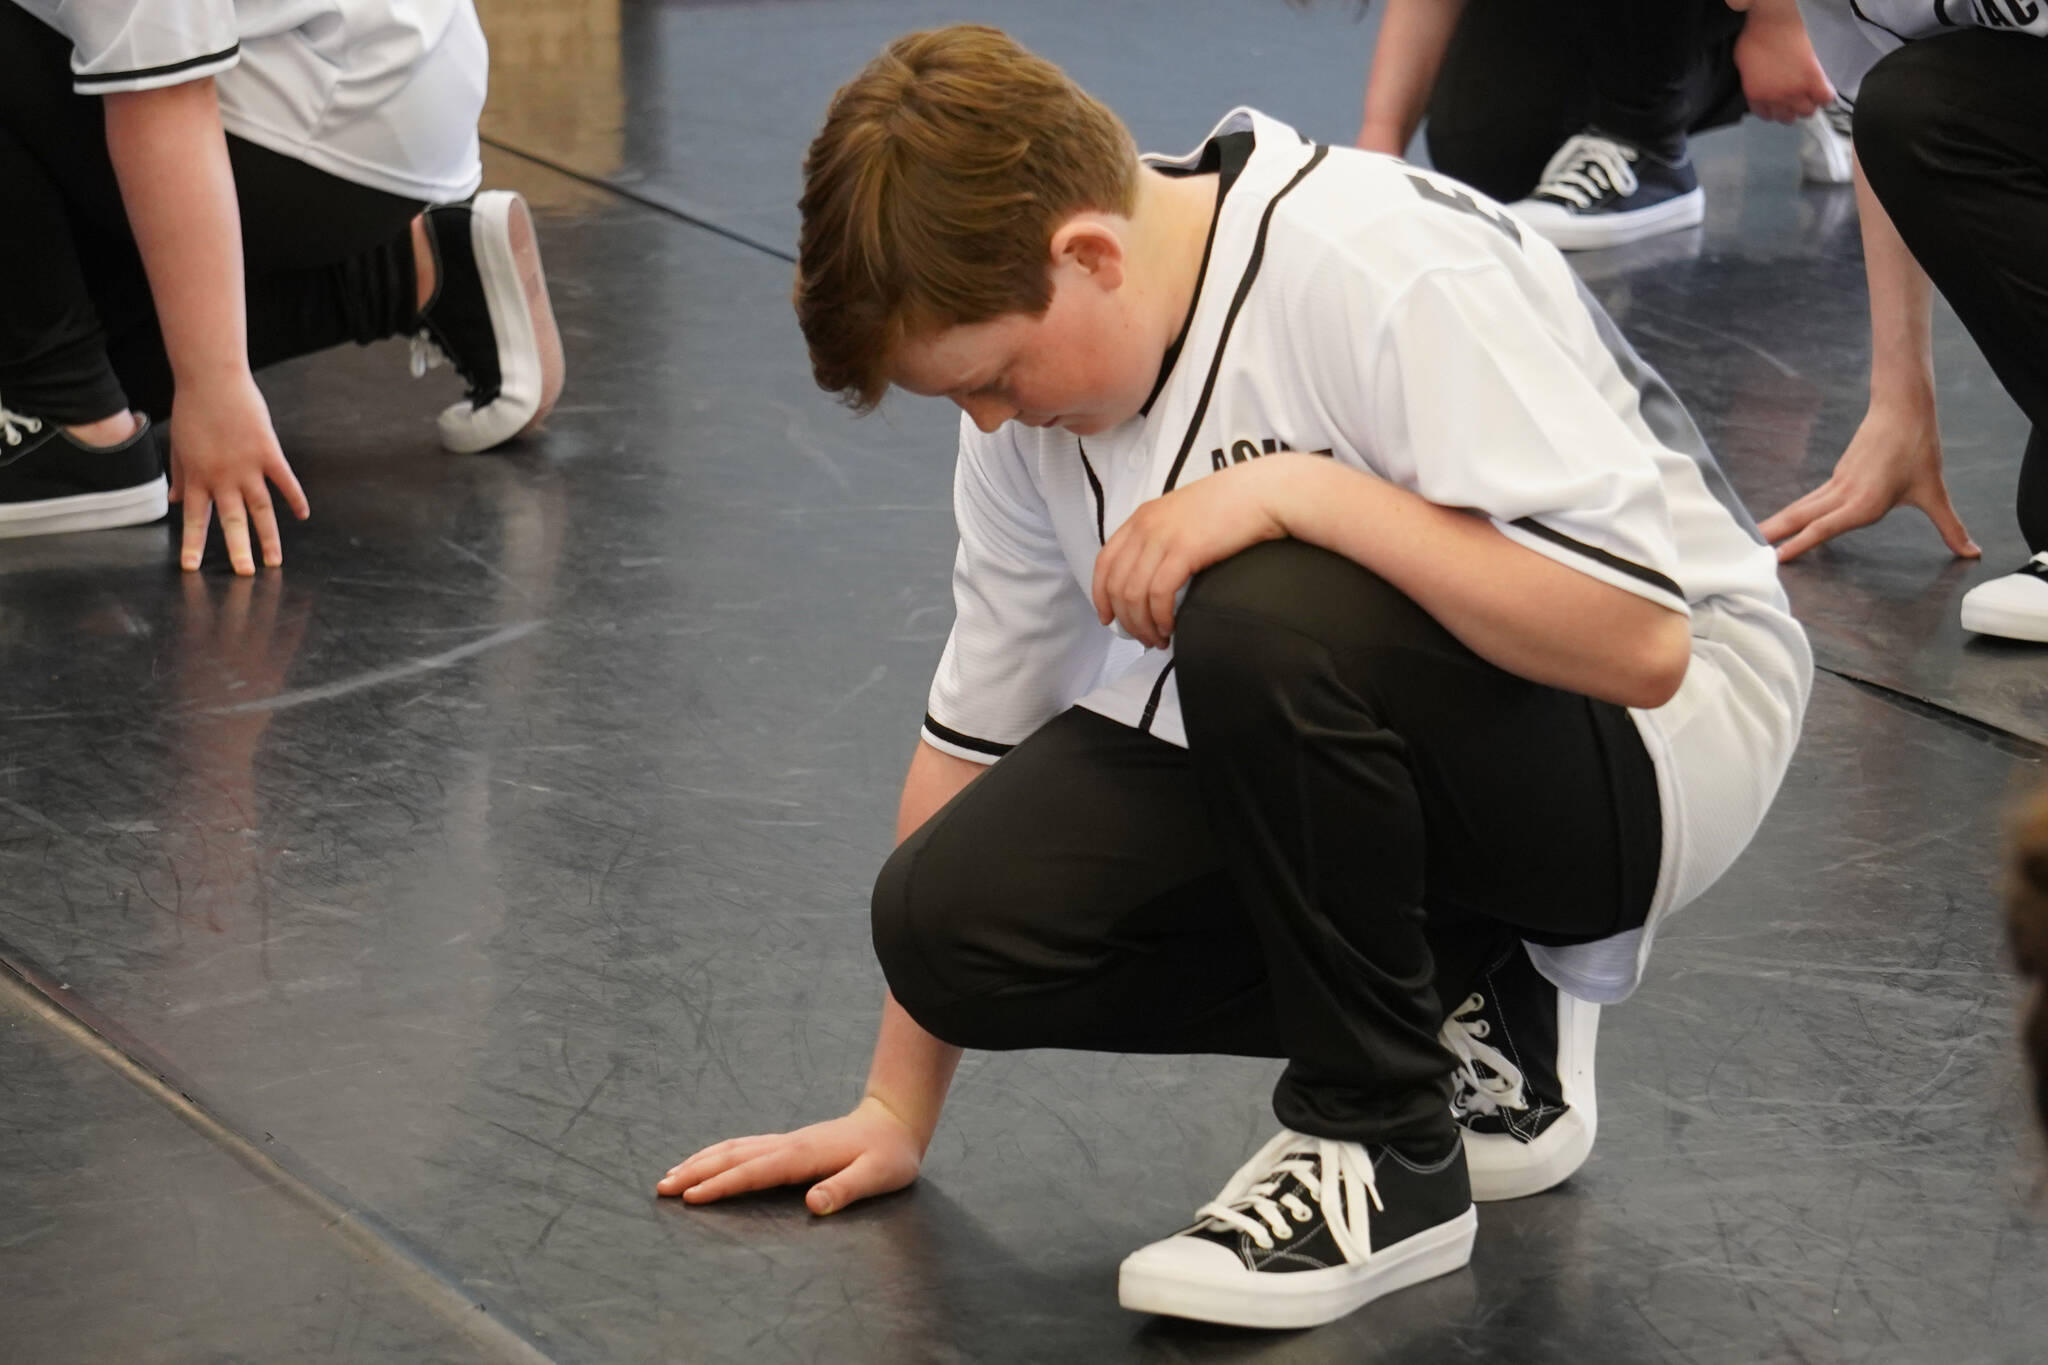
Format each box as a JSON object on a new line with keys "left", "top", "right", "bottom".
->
{"left": 1444, "top": 942, "right": 1600, "bottom": 1201}
{"left": 1509, "top": 129, "right": 1705, "bottom": 251}
{"left": 1960, "top": 553, "right": 2048, "bottom": 643}
{"left": 1799, "top": 101, "right": 1855, "bottom": 186}
{"left": 1117, "top": 1129, "right": 1476, "bottom": 1330}
{"left": 413, "top": 190, "right": 566, "bottom": 454}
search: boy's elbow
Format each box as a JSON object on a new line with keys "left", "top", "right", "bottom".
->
{"left": 1625, "top": 614, "right": 1691, "bottom": 709}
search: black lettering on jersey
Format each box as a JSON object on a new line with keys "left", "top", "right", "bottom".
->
{"left": 1975, "top": 0, "right": 2040, "bottom": 24}
{"left": 1404, "top": 172, "right": 1522, "bottom": 247}
{"left": 1209, "top": 437, "right": 1336, "bottom": 470}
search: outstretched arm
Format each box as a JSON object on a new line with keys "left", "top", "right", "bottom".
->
{"left": 657, "top": 741, "right": 981, "bottom": 1214}
{"left": 1757, "top": 155, "right": 1978, "bottom": 561}
{"left": 1356, "top": 0, "right": 1467, "bottom": 157}
{"left": 103, "top": 78, "right": 309, "bottom": 574}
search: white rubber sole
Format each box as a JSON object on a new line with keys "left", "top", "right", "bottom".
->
{"left": 1514, "top": 188, "right": 1705, "bottom": 252}
{"left": 0, "top": 476, "right": 168, "bottom": 539}
{"left": 1960, "top": 597, "right": 2048, "bottom": 643}
{"left": 1117, "top": 1206, "right": 1477, "bottom": 1330}
{"left": 1799, "top": 110, "right": 1854, "bottom": 185}
{"left": 438, "top": 191, "right": 565, "bottom": 453}
{"left": 1466, "top": 1108, "right": 1595, "bottom": 1202}
{"left": 1462, "top": 991, "right": 1599, "bottom": 1201}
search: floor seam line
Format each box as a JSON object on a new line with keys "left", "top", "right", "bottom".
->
{"left": 480, "top": 134, "right": 798, "bottom": 262}
{"left": 0, "top": 941, "right": 560, "bottom": 1365}
{"left": 1813, "top": 661, "right": 2047, "bottom": 757}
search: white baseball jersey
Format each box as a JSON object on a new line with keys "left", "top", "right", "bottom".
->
{"left": 1798, "top": 0, "right": 2046, "bottom": 98}
{"left": 921, "top": 109, "right": 1813, "bottom": 1002}
{"left": 16, "top": 0, "right": 486, "bottom": 202}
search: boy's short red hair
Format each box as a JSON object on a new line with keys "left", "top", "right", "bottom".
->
{"left": 794, "top": 25, "right": 1139, "bottom": 411}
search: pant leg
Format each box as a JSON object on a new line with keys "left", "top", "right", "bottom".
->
{"left": 873, "top": 707, "right": 1285, "bottom": 1060}
{"left": 1580, "top": 0, "right": 1747, "bottom": 158}
{"left": 1853, "top": 32, "right": 2048, "bottom": 552}
{"left": 0, "top": 5, "right": 144, "bottom": 423}
{"left": 1426, "top": 0, "right": 1593, "bottom": 202}
{"left": 1173, "top": 540, "right": 1658, "bottom": 1146}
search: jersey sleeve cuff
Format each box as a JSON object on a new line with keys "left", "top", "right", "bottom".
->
{"left": 1497, "top": 516, "right": 1690, "bottom": 617}
{"left": 919, "top": 714, "right": 1013, "bottom": 766}
{"left": 73, "top": 44, "right": 241, "bottom": 95}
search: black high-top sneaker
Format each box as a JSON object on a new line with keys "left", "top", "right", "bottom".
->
{"left": 1444, "top": 941, "right": 1599, "bottom": 1201}
{"left": 0, "top": 406, "right": 167, "bottom": 539}
{"left": 413, "top": 190, "right": 564, "bottom": 454}
{"left": 1117, "top": 1129, "right": 1476, "bottom": 1329}
{"left": 1510, "top": 129, "right": 1705, "bottom": 251}
{"left": 1960, "top": 552, "right": 2048, "bottom": 643}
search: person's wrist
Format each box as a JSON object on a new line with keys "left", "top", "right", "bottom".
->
{"left": 858, "top": 1090, "right": 934, "bottom": 1152}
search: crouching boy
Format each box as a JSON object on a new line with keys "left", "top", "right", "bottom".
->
{"left": 658, "top": 24, "right": 1811, "bottom": 1331}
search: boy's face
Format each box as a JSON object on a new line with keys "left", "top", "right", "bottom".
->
{"left": 889, "top": 234, "right": 1160, "bottom": 438}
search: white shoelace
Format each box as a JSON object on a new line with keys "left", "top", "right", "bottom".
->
{"left": 1440, "top": 993, "right": 1528, "bottom": 1118}
{"left": 1534, "top": 134, "right": 1639, "bottom": 210}
{"left": 1193, "top": 1132, "right": 1383, "bottom": 1262}
{"left": 0, "top": 403, "right": 45, "bottom": 448}
{"left": 409, "top": 334, "right": 449, "bottom": 379}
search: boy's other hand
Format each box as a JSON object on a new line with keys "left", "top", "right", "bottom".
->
{"left": 1759, "top": 402, "right": 1978, "bottom": 562}
{"left": 1732, "top": 1, "right": 1834, "bottom": 123}
{"left": 1092, "top": 456, "right": 1297, "bottom": 649}
{"left": 655, "top": 1095, "right": 924, "bottom": 1215}
{"left": 169, "top": 371, "right": 310, "bottom": 574}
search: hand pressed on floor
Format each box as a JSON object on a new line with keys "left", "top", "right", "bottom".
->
{"left": 1759, "top": 403, "right": 1979, "bottom": 562}
{"left": 656, "top": 1095, "right": 925, "bottom": 1216}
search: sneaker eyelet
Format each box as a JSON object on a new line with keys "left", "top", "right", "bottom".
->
{"left": 1292, "top": 1207, "right": 1312, "bottom": 1223}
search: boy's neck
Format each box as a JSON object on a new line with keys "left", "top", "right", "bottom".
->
{"left": 1129, "top": 166, "right": 1223, "bottom": 363}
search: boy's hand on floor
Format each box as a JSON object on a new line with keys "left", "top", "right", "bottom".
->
{"left": 1759, "top": 402, "right": 1978, "bottom": 562}
{"left": 1092, "top": 456, "right": 1298, "bottom": 649}
{"left": 1732, "top": 0, "right": 1834, "bottom": 122}
{"left": 655, "top": 1095, "right": 924, "bottom": 1215}
{"left": 168, "top": 371, "right": 310, "bottom": 575}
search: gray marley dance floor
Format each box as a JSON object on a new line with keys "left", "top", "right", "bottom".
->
{"left": 3, "top": 3, "right": 2046, "bottom": 1363}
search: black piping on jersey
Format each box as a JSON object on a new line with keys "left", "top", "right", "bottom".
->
{"left": 1509, "top": 518, "right": 1684, "bottom": 601}
{"left": 1138, "top": 661, "right": 1177, "bottom": 735}
{"left": 72, "top": 44, "right": 242, "bottom": 90}
{"left": 1077, "top": 440, "right": 1107, "bottom": 544}
{"left": 1141, "top": 132, "right": 1255, "bottom": 417}
{"left": 923, "top": 714, "right": 1014, "bottom": 758}
{"left": 1161, "top": 144, "right": 1332, "bottom": 495}
{"left": 2022, "top": 558, "right": 2048, "bottom": 583}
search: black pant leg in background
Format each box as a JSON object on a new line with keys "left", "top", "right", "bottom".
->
{"left": 873, "top": 541, "right": 1659, "bottom": 1150}
{"left": 1427, "top": 0, "right": 1746, "bottom": 202}
{"left": 1854, "top": 32, "right": 2048, "bottom": 553}
{"left": 0, "top": 3, "right": 425, "bottom": 424}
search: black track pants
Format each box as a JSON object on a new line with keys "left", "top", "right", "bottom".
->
{"left": 873, "top": 541, "right": 1661, "bottom": 1150}
{"left": 0, "top": 4, "right": 425, "bottom": 424}
{"left": 1854, "top": 31, "right": 2048, "bottom": 553}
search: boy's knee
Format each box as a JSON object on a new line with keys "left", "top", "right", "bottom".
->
{"left": 870, "top": 837, "right": 948, "bottom": 1022}
{"left": 1853, "top": 45, "right": 1964, "bottom": 191}
{"left": 1177, "top": 541, "right": 1429, "bottom": 694}
{"left": 870, "top": 823, "right": 1000, "bottom": 1044}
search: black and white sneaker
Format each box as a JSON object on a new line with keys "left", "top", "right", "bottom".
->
{"left": 1799, "top": 100, "right": 1855, "bottom": 186}
{"left": 1444, "top": 942, "right": 1600, "bottom": 1201}
{"left": 1960, "top": 553, "right": 2048, "bottom": 643}
{"left": 1117, "top": 1129, "right": 1476, "bottom": 1329}
{"left": 1510, "top": 130, "right": 1705, "bottom": 251}
{"left": 413, "top": 190, "right": 565, "bottom": 454}
{"left": 0, "top": 406, "right": 167, "bottom": 539}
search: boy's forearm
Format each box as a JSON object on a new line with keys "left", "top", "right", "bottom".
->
{"left": 1275, "top": 458, "right": 1690, "bottom": 710}
{"left": 103, "top": 80, "right": 251, "bottom": 394}
{"left": 1358, "top": 0, "right": 1467, "bottom": 151}
{"left": 863, "top": 738, "right": 984, "bottom": 1147}
{"left": 1853, "top": 155, "right": 1937, "bottom": 416}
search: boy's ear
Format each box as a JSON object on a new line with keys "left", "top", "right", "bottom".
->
{"left": 1049, "top": 217, "right": 1126, "bottom": 292}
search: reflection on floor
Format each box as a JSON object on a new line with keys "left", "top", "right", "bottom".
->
{"left": 2, "top": 3, "right": 2043, "bottom": 1362}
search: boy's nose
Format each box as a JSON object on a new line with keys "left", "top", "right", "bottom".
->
{"left": 958, "top": 395, "right": 1015, "bottom": 433}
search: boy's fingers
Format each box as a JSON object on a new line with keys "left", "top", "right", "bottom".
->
{"left": 181, "top": 491, "right": 214, "bottom": 571}
{"left": 1774, "top": 507, "right": 1859, "bottom": 563}
{"left": 657, "top": 1136, "right": 777, "bottom": 1190}
{"left": 680, "top": 1149, "right": 812, "bottom": 1204}
{"left": 269, "top": 455, "right": 311, "bottom": 520}
{"left": 1915, "top": 491, "right": 1980, "bottom": 559}
{"left": 248, "top": 487, "right": 283, "bottom": 568}
{"left": 216, "top": 493, "right": 256, "bottom": 577}
{"left": 808, "top": 1152, "right": 883, "bottom": 1216}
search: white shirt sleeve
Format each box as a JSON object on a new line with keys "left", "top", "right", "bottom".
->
{"left": 1366, "top": 262, "right": 1690, "bottom": 616}
{"left": 922, "top": 420, "right": 1112, "bottom": 764}
{"left": 39, "top": 0, "right": 242, "bottom": 94}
